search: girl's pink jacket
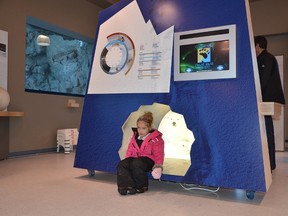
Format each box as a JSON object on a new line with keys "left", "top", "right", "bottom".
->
{"left": 125, "top": 129, "right": 165, "bottom": 166}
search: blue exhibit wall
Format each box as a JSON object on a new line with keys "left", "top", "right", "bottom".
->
{"left": 74, "top": 0, "right": 268, "bottom": 192}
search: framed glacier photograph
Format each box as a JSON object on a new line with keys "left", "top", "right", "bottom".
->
{"left": 25, "top": 17, "right": 94, "bottom": 96}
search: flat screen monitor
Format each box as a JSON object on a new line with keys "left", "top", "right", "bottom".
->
{"left": 174, "top": 25, "right": 236, "bottom": 81}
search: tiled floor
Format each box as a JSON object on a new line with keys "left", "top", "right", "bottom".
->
{"left": 0, "top": 151, "right": 287, "bottom": 216}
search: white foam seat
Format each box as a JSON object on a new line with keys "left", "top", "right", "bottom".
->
{"left": 57, "top": 128, "right": 79, "bottom": 154}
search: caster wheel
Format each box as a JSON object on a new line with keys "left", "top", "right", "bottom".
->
{"left": 87, "top": 169, "right": 95, "bottom": 177}
{"left": 246, "top": 190, "right": 255, "bottom": 200}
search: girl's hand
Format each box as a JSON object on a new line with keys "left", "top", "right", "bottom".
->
{"left": 152, "top": 167, "right": 162, "bottom": 179}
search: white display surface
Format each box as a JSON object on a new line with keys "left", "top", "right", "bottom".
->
{"left": 0, "top": 30, "right": 8, "bottom": 90}
{"left": 159, "top": 110, "right": 195, "bottom": 176}
{"left": 88, "top": 1, "right": 174, "bottom": 94}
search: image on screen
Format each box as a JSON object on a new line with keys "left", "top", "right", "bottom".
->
{"left": 180, "top": 40, "right": 229, "bottom": 73}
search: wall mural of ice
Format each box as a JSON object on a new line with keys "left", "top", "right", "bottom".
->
{"left": 25, "top": 17, "right": 94, "bottom": 96}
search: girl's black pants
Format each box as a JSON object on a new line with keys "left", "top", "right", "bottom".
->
{"left": 117, "top": 157, "right": 154, "bottom": 189}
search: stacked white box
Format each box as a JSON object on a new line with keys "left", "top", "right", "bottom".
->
{"left": 57, "top": 128, "right": 79, "bottom": 154}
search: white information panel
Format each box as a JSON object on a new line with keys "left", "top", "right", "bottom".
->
{"left": 88, "top": 1, "right": 174, "bottom": 94}
{"left": 0, "top": 30, "right": 8, "bottom": 90}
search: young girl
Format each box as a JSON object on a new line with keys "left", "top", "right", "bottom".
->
{"left": 117, "top": 112, "right": 164, "bottom": 195}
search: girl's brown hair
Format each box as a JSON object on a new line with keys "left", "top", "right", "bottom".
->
{"left": 137, "top": 112, "right": 153, "bottom": 128}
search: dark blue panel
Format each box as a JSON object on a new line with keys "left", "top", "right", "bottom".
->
{"left": 74, "top": 0, "right": 266, "bottom": 192}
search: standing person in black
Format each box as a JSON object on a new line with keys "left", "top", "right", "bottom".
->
{"left": 254, "top": 35, "right": 285, "bottom": 171}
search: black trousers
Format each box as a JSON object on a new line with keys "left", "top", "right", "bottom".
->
{"left": 265, "top": 116, "right": 276, "bottom": 170}
{"left": 117, "top": 157, "right": 154, "bottom": 189}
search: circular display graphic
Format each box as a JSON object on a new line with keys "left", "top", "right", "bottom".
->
{"left": 100, "top": 40, "right": 128, "bottom": 74}
{"left": 100, "top": 33, "right": 135, "bottom": 75}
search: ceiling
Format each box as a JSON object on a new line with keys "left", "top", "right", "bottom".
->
{"left": 86, "top": 0, "right": 120, "bottom": 9}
